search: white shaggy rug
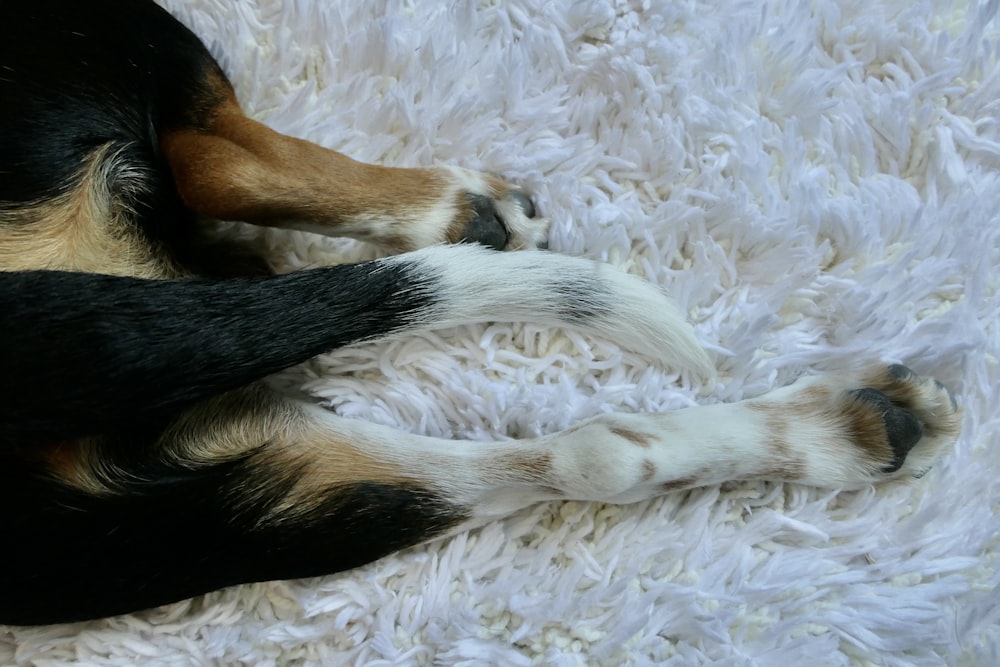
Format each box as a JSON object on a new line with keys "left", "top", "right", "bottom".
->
{"left": 3, "top": 0, "right": 999, "bottom": 664}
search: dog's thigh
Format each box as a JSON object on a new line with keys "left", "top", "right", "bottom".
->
{"left": 3, "top": 384, "right": 510, "bottom": 624}
{"left": 0, "top": 385, "right": 454, "bottom": 624}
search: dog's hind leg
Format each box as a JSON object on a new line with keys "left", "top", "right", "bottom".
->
{"left": 161, "top": 85, "right": 546, "bottom": 253}
{"left": 5, "top": 363, "right": 959, "bottom": 625}
{"left": 2, "top": 243, "right": 714, "bottom": 446}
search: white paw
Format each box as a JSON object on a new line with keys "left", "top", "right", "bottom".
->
{"left": 754, "top": 364, "right": 962, "bottom": 485}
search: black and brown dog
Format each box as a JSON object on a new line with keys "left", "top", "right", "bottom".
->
{"left": 0, "top": 0, "right": 961, "bottom": 625}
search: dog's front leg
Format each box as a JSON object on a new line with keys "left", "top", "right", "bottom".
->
{"left": 163, "top": 103, "right": 547, "bottom": 252}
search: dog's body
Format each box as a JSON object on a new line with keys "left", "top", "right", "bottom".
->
{"left": 0, "top": 0, "right": 961, "bottom": 625}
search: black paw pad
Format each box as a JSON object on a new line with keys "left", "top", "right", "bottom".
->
{"left": 462, "top": 194, "right": 509, "bottom": 250}
{"left": 852, "top": 388, "right": 924, "bottom": 473}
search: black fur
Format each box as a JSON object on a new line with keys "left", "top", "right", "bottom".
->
{"left": 1, "top": 264, "right": 439, "bottom": 446}
{"left": 0, "top": 0, "right": 226, "bottom": 245}
{"left": 2, "top": 438, "right": 467, "bottom": 625}
{"left": 0, "top": 0, "right": 474, "bottom": 625}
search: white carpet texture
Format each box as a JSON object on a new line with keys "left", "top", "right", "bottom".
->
{"left": 3, "top": 0, "right": 999, "bottom": 664}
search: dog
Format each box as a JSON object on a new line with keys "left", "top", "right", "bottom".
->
{"left": 0, "top": 0, "right": 962, "bottom": 625}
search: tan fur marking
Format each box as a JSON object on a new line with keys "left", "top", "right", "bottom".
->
{"left": 800, "top": 385, "right": 832, "bottom": 403}
{"left": 162, "top": 385, "right": 305, "bottom": 464}
{"left": 765, "top": 413, "right": 791, "bottom": 457}
{"left": 257, "top": 441, "right": 420, "bottom": 520}
{"left": 162, "top": 102, "right": 477, "bottom": 251}
{"left": 759, "top": 459, "right": 808, "bottom": 480}
{"left": 836, "top": 393, "right": 893, "bottom": 465}
{"left": 861, "top": 366, "right": 918, "bottom": 410}
{"left": 661, "top": 477, "right": 697, "bottom": 492}
{"left": 860, "top": 366, "right": 962, "bottom": 441}
{"left": 745, "top": 401, "right": 808, "bottom": 476}
{"left": 266, "top": 435, "right": 419, "bottom": 519}
{"left": 757, "top": 412, "right": 808, "bottom": 479}
{"left": 641, "top": 459, "right": 656, "bottom": 482}
{"left": 163, "top": 387, "right": 421, "bottom": 519}
{"left": 607, "top": 425, "right": 652, "bottom": 449}
{"left": 494, "top": 451, "right": 554, "bottom": 484}
{"left": 0, "top": 145, "right": 179, "bottom": 278}
{"left": 42, "top": 386, "right": 300, "bottom": 496}
{"left": 34, "top": 439, "right": 107, "bottom": 496}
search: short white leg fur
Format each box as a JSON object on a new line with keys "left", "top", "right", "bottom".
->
{"left": 532, "top": 364, "right": 961, "bottom": 500}
{"left": 292, "top": 363, "right": 960, "bottom": 532}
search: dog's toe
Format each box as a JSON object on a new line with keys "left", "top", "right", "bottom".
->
{"left": 461, "top": 194, "right": 509, "bottom": 250}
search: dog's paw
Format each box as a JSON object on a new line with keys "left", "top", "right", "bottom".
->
{"left": 762, "top": 364, "right": 962, "bottom": 486}
{"left": 434, "top": 166, "right": 549, "bottom": 251}
{"left": 847, "top": 364, "right": 961, "bottom": 480}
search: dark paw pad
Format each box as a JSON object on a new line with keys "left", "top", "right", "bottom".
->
{"left": 461, "top": 194, "right": 509, "bottom": 250}
{"left": 852, "top": 388, "right": 924, "bottom": 473}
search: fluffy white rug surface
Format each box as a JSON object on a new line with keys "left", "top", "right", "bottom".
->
{"left": 4, "top": 0, "right": 999, "bottom": 664}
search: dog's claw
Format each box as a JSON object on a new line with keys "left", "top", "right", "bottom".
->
{"left": 509, "top": 191, "right": 536, "bottom": 219}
